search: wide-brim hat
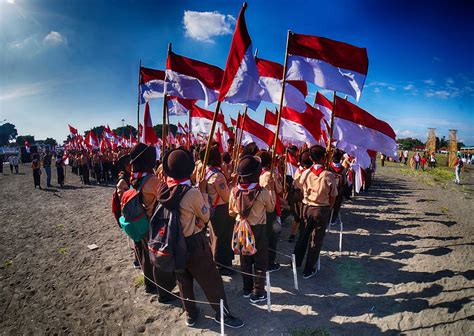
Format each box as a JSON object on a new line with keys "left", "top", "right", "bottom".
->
{"left": 163, "top": 148, "right": 195, "bottom": 179}
{"left": 130, "top": 143, "right": 156, "bottom": 171}
{"left": 237, "top": 155, "right": 262, "bottom": 177}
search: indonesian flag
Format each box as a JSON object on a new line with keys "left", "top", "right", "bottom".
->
{"left": 143, "top": 102, "right": 158, "bottom": 145}
{"left": 168, "top": 96, "right": 196, "bottom": 116}
{"left": 286, "top": 33, "right": 368, "bottom": 101}
{"left": 85, "top": 131, "right": 99, "bottom": 149}
{"left": 103, "top": 126, "right": 118, "bottom": 146}
{"left": 130, "top": 130, "right": 138, "bottom": 147}
{"left": 332, "top": 96, "right": 397, "bottom": 158}
{"left": 264, "top": 109, "right": 277, "bottom": 132}
{"left": 218, "top": 3, "right": 262, "bottom": 110}
{"left": 256, "top": 57, "right": 307, "bottom": 112}
{"left": 138, "top": 123, "right": 143, "bottom": 142}
{"left": 100, "top": 138, "right": 107, "bottom": 153}
{"left": 24, "top": 140, "right": 31, "bottom": 153}
{"left": 314, "top": 92, "right": 333, "bottom": 123}
{"left": 334, "top": 140, "right": 371, "bottom": 169}
{"left": 68, "top": 124, "right": 78, "bottom": 137}
{"left": 177, "top": 122, "right": 187, "bottom": 134}
{"left": 286, "top": 151, "right": 299, "bottom": 177}
{"left": 240, "top": 115, "right": 284, "bottom": 154}
{"left": 190, "top": 105, "right": 226, "bottom": 135}
{"left": 140, "top": 67, "right": 165, "bottom": 104}
{"left": 215, "top": 128, "right": 225, "bottom": 153}
{"left": 165, "top": 51, "right": 223, "bottom": 106}
{"left": 264, "top": 104, "right": 323, "bottom": 146}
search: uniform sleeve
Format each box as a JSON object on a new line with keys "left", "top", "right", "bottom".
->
{"left": 214, "top": 173, "right": 230, "bottom": 203}
{"left": 141, "top": 176, "right": 159, "bottom": 218}
{"left": 192, "top": 189, "right": 210, "bottom": 223}
{"left": 328, "top": 173, "right": 338, "bottom": 198}
{"left": 262, "top": 189, "right": 276, "bottom": 213}
{"left": 228, "top": 190, "right": 237, "bottom": 218}
{"left": 274, "top": 171, "right": 283, "bottom": 194}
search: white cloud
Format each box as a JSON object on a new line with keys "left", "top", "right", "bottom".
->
{"left": 0, "top": 81, "right": 55, "bottom": 101}
{"left": 387, "top": 86, "right": 396, "bottom": 91}
{"left": 373, "top": 87, "right": 381, "bottom": 93}
{"left": 395, "top": 129, "right": 418, "bottom": 138}
{"left": 423, "top": 79, "right": 435, "bottom": 85}
{"left": 404, "top": 84, "right": 414, "bottom": 91}
{"left": 183, "top": 10, "right": 235, "bottom": 43}
{"left": 446, "top": 77, "right": 454, "bottom": 84}
{"left": 43, "top": 31, "right": 66, "bottom": 46}
{"left": 425, "top": 90, "right": 450, "bottom": 99}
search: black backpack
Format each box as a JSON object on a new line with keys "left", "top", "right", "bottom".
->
{"left": 148, "top": 189, "right": 189, "bottom": 273}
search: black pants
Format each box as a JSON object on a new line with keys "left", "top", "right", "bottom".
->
{"left": 266, "top": 211, "right": 278, "bottom": 266}
{"left": 135, "top": 239, "right": 176, "bottom": 299}
{"left": 210, "top": 204, "right": 235, "bottom": 267}
{"left": 294, "top": 205, "right": 330, "bottom": 274}
{"left": 241, "top": 224, "right": 268, "bottom": 295}
{"left": 81, "top": 165, "right": 89, "bottom": 184}
{"left": 332, "top": 192, "right": 344, "bottom": 221}
{"left": 14, "top": 165, "right": 18, "bottom": 174}
{"left": 57, "top": 167, "right": 65, "bottom": 185}
{"left": 176, "top": 231, "right": 229, "bottom": 319}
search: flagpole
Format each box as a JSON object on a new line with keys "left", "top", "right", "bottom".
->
{"left": 137, "top": 59, "right": 142, "bottom": 133}
{"left": 270, "top": 30, "right": 291, "bottom": 178}
{"left": 162, "top": 43, "right": 172, "bottom": 154}
{"left": 232, "top": 106, "right": 248, "bottom": 174}
{"left": 201, "top": 101, "right": 222, "bottom": 174}
{"left": 283, "top": 147, "right": 288, "bottom": 194}
{"left": 166, "top": 105, "right": 171, "bottom": 147}
{"left": 187, "top": 112, "right": 191, "bottom": 150}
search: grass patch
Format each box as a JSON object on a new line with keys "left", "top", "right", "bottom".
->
{"left": 290, "top": 327, "right": 330, "bottom": 336}
{"left": 134, "top": 274, "right": 144, "bottom": 288}
{"left": 440, "top": 206, "right": 449, "bottom": 215}
{"left": 4, "top": 260, "right": 13, "bottom": 268}
{"left": 56, "top": 224, "right": 64, "bottom": 229}
{"left": 58, "top": 247, "right": 69, "bottom": 254}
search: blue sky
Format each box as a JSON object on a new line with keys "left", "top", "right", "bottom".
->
{"left": 1, "top": 0, "right": 473, "bottom": 144}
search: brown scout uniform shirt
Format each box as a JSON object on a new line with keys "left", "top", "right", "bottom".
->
{"left": 141, "top": 174, "right": 160, "bottom": 218}
{"left": 259, "top": 169, "right": 283, "bottom": 194}
{"left": 296, "top": 166, "right": 338, "bottom": 207}
{"left": 228, "top": 188, "right": 276, "bottom": 226}
{"left": 179, "top": 188, "right": 210, "bottom": 237}
{"left": 206, "top": 168, "right": 229, "bottom": 207}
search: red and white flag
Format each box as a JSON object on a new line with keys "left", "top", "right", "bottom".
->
{"left": 177, "top": 122, "right": 187, "bottom": 134}
{"left": 190, "top": 105, "right": 226, "bottom": 135}
{"left": 286, "top": 33, "right": 368, "bottom": 100}
{"left": 240, "top": 115, "right": 284, "bottom": 154}
{"left": 256, "top": 57, "right": 307, "bottom": 112}
{"left": 264, "top": 109, "right": 278, "bottom": 132}
{"left": 140, "top": 67, "right": 165, "bottom": 104}
{"left": 68, "top": 124, "right": 78, "bottom": 136}
{"left": 167, "top": 96, "right": 196, "bottom": 116}
{"left": 218, "top": 3, "right": 262, "bottom": 110}
{"left": 129, "top": 130, "right": 138, "bottom": 147}
{"left": 332, "top": 96, "right": 397, "bottom": 157}
{"left": 286, "top": 151, "right": 299, "bottom": 178}
{"left": 85, "top": 131, "right": 99, "bottom": 149}
{"left": 264, "top": 104, "right": 323, "bottom": 147}
{"left": 165, "top": 51, "right": 223, "bottom": 106}
{"left": 143, "top": 102, "right": 158, "bottom": 145}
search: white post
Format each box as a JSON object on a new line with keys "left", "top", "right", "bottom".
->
{"left": 220, "top": 299, "right": 224, "bottom": 336}
{"left": 266, "top": 271, "right": 271, "bottom": 312}
{"left": 339, "top": 216, "right": 343, "bottom": 252}
{"left": 291, "top": 254, "right": 299, "bottom": 291}
{"left": 317, "top": 256, "right": 321, "bottom": 271}
{"left": 328, "top": 209, "right": 334, "bottom": 229}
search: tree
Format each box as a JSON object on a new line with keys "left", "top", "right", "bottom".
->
{"left": 44, "top": 138, "right": 58, "bottom": 147}
{"left": 436, "top": 136, "right": 448, "bottom": 149}
{"left": 16, "top": 135, "right": 35, "bottom": 146}
{"left": 90, "top": 126, "right": 105, "bottom": 138}
{"left": 113, "top": 125, "right": 138, "bottom": 138}
{"left": 397, "top": 137, "right": 424, "bottom": 150}
{"left": 457, "top": 142, "right": 465, "bottom": 150}
{"left": 0, "top": 122, "right": 18, "bottom": 146}
{"left": 153, "top": 124, "right": 177, "bottom": 138}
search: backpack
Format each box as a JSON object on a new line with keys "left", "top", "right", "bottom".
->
{"left": 111, "top": 177, "right": 128, "bottom": 227}
{"left": 148, "top": 186, "right": 190, "bottom": 273}
{"left": 459, "top": 159, "right": 464, "bottom": 168}
{"left": 231, "top": 187, "right": 261, "bottom": 256}
{"left": 118, "top": 175, "right": 151, "bottom": 242}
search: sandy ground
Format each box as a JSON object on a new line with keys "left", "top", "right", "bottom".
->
{"left": 0, "top": 163, "right": 473, "bottom": 335}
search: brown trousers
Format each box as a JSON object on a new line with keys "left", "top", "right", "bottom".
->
{"left": 241, "top": 224, "right": 268, "bottom": 295}
{"left": 210, "top": 204, "right": 235, "bottom": 267}
{"left": 293, "top": 205, "right": 331, "bottom": 274}
{"left": 135, "top": 238, "right": 176, "bottom": 299}
{"left": 176, "top": 231, "right": 229, "bottom": 319}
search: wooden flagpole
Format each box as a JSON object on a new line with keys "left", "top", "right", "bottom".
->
{"left": 326, "top": 91, "right": 337, "bottom": 165}
{"left": 270, "top": 30, "right": 291, "bottom": 177}
{"left": 283, "top": 147, "right": 288, "bottom": 194}
{"left": 187, "top": 112, "right": 191, "bottom": 150}
{"left": 232, "top": 107, "right": 248, "bottom": 174}
{"left": 136, "top": 59, "right": 142, "bottom": 132}
{"left": 201, "top": 100, "right": 222, "bottom": 175}
{"left": 162, "top": 43, "right": 172, "bottom": 154}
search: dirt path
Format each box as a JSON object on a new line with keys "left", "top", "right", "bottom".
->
{"left": 0, "top": 164, "right": 473, "bottom": 335}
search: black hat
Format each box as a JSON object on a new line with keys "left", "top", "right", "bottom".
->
{"left": 309, "top": 145, "right": 326, "bottom": 163}
{"left": 163, "top": 148, "right": 195, "bottom": 179}
{"left": 288, "top": 145, "right": 298, "bottom": 154}
{"left": 237, "top": 155, "right": 262, "bottom": 177}
{"left": 207, "top": 147, "right": 222, "bottom": 166}
{"left": 299, "top": 149, "right": 312, "bottom": 168}
{"left": 117, "top": 154, "right": 131, "bottom": 171}
{"left": 130, "top": 143, "right": 156, "bottom": 172}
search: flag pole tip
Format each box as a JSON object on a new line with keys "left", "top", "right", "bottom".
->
{"left": 167, "top": 43, "right": 172, "bottom": 53}
{"left": 242, "top": 2, "right": 247, "bottom": 9}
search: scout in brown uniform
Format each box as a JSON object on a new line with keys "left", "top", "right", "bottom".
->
{"left": 229, "top": 155, "right": 275, "bottom": 303}
{"left": 129, "top": 144, "right": 177, "bottom": 302}
{"left": 257, "top": 150, "right": 283, "bottom": 272}
{"left": 159, "top": 148, "right": 244, "bottom": 329}
{"left": 205, "top": 147, "right": 235, "bottom": 275}
{"left": 293, "top": 145, "right": 338, "bottom": 279}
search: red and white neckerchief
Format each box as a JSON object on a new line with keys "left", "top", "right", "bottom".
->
{"left": 310, "top": 164, "right": 325, "bottom": 177}
{"left": 205, "top": 166, "right": 223, "bottom": 181}
{"left": 166, "top": 177, "right": 192, "bottom": 187}
{"left": 297, "top": 166, "right": 306, "bottom": 173}
{"left": 237, "top": 182, "right": 259, "bottom": 191}
{"left": 132, "top": 172, "right": 150, "bottom": 179}
{"left": 330, "top": 162, "right": 344, "bottom": 174}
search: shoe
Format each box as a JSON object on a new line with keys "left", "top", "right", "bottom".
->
{"left": 133, "top": 260, "right": 140, "bottom": 269}
{"left": 242, "top": 289, "right": 252, "bottom": 298}
{"left": 218, "top": 267, "right": 235, "bottom": 276}
{"left": 249, "top": 293, "right": 267, "bottom": 304}
{"left": 288, "top": 234, "right": 296, "bottom": 243}
{"left": 158, "top": 295, "right": 178, "bottom": 304}
{"left": 214, "top": 314, "right": 244, "bottom": 329}
{"left": 267, "top": 263, "right": 280, "bottom": 273}
{"left": 303, "top": 269, "right": 317, "bottom": 279}
{"left": 186, "top": 309, "right": 199, "bottom": 327}
{"left": 145, "top": 286, "right": 159, "bottom": 295}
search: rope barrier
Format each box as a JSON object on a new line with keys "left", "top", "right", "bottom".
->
{"left": 214, "top": 261, "right": 266, "bottom": 279}
{"left": 268, "top": 247, "right": 293, "bottom": 259}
